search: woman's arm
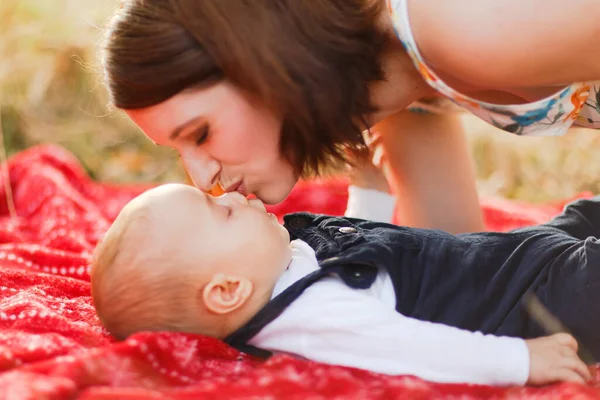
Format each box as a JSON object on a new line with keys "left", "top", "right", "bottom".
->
{"left": 373, "top": 110, "right": 484, "bottom": 233}
{"left": 409, "top": 0, "right": 600, "bottom": 88}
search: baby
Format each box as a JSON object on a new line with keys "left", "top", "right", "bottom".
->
{"left": 91, "top": 184, "right": 596, "bottom": 387}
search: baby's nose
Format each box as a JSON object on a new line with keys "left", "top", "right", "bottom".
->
{"left": 248, "top": 198, "right": 266, "bottom": 212}
{"left": 217, "top": 191, "right": 248, "bottom": 206}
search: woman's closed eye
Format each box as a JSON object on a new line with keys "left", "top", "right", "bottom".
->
{"left": 190, "top": 124, "right": 209, "bottom": 146}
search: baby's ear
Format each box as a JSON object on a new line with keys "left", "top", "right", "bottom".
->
{"left": 201, "top": 273, "right": 253, "bottom": 315}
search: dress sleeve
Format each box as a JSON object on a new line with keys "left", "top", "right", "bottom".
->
{"left": 576, "top": 84, "right": 600, "bottom": 129}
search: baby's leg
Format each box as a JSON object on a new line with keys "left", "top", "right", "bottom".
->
{"left": 541, "top": 196, "right": 600, "bottom": 240}
{"left": 496, "top": 197, "right": 600, "bottom": 361}
{"left": 534, "top": 239, "right": 600, "bottom": 362}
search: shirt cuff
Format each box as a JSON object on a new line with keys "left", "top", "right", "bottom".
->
{"left": 478, "top": 336, "right": 530, "bottom": 386}
{"left": 345, "top": 185, "right": 396, "bottom": 223}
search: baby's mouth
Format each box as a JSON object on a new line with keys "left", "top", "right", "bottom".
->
{"left": 236, "top": 182, "right": 248, "bottom": 197}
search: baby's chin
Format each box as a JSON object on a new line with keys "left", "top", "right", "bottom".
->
{"left": 277, "top": 221, "right": 291, "bottom": 243}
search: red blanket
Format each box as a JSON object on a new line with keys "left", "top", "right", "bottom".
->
{"left": 0, "top": 145, "right": 598, "bottom": 399}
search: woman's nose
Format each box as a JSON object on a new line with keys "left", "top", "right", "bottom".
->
{"left": 181, "top": 151, "right": 221, "bottom": 192}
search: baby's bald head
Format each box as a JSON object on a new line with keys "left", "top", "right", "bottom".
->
{"left": 90, "top": 184, "right": 292, "bottom": 340}
{"left": 90, "top": 185, "right": 211, "bottom": 339}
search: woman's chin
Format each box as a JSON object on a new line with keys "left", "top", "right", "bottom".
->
{"left": 257, "top": 180, "right": 298, "bottom": 205}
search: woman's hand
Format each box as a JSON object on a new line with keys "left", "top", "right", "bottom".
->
{"left": 346, "top": 134, "right": 391, "bottom": 194}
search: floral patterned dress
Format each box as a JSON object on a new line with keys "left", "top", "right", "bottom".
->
{"left": 388, "top": 0, "right": 600, "bottom": 136}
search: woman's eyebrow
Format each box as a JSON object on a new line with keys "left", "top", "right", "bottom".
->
{"left": 170, "top": 116, "right": 205, "bottom": 140}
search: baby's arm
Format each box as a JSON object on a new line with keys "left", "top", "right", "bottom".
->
{"left": 250, "top": 277, "right": 589, "bottom": 386}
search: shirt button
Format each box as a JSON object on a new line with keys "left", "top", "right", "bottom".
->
{"left": 338, "top": 227, "right": 357, "bottom": 234}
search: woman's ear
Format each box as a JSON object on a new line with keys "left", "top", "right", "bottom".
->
{"left": 201, "top": 273, "right": 253, "bottom": 315}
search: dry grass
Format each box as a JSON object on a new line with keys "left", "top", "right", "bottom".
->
{"left": 466, "top": 117, "right": 600, "bottom": 202}
{"left": 0, "top": 0, "right": 183, "bottom": 183}
{"left": 1, "top": 0, "right": 599, "bottom": 202}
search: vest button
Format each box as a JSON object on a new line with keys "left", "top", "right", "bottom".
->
{"left": 338, "top": 227, "right": 357, "bottom": 234}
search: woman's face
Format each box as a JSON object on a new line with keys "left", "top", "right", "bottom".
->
{"left": 125, "top": 82, "right": 299, "bottom": 204}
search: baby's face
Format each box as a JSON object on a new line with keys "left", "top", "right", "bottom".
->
{"left": 144, "top": 184, "right": 292, "bottom": 285}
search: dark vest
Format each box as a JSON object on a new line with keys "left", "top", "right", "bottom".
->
{"left": 225, "top": 210, "right": 599, "bottom": 360}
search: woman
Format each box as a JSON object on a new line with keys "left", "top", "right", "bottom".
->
{"left": 101, "top": 0, "right": 600, "bottom": 233}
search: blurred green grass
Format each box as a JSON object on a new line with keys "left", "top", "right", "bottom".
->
{"left": 1, "top": 0, "right": 600, "bottom": 202}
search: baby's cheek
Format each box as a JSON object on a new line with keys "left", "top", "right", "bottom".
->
{"left": 240, "top": 228, "right": 271, "bottom": 254}
{"left": 224, "top": 225, "right": 261, "bottom": 254}
{"left": 263, "top": 228, "right": 291, "bottom": 261}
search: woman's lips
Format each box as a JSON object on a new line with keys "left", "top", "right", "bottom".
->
{"left": 222, "top": 180, "right": 249, "bottom": 197}
{"left": 236, "top": 182, "right": 248, "bottom": 197}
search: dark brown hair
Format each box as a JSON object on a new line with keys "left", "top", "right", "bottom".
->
{"left": 102, "top": 0, "right": 389, "bottom": 176}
